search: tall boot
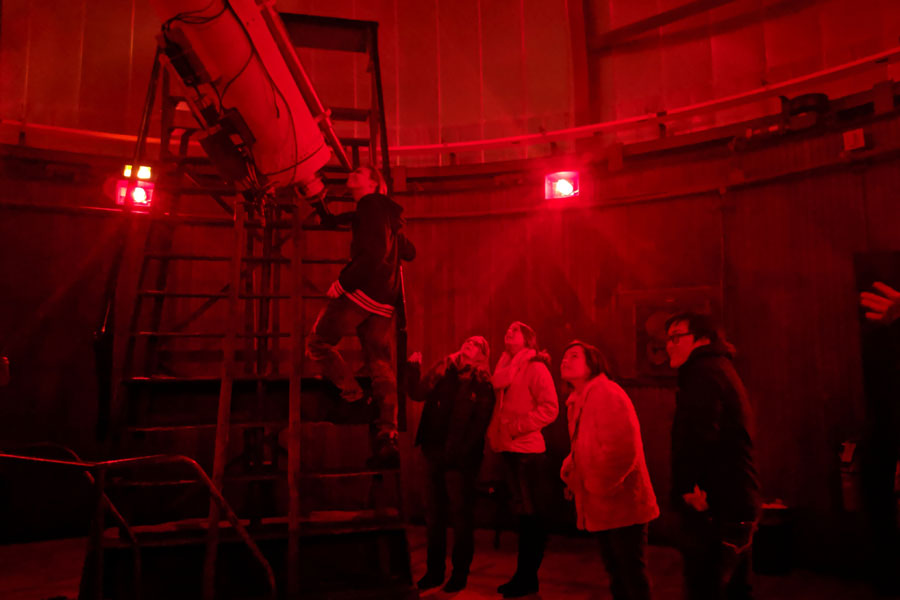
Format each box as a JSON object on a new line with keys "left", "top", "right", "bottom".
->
{"left": 525, "top": 515, "right": 547, "bottom": 583}
{"left": 497, "top": 516, "right": 528, "bottom": 594}
{"left": 499, "top": 515, "right": 542, "bottom": 598}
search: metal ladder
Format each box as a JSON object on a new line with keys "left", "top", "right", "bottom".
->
{"left": 102, "top": 11, "right": 413, "bottom": 600}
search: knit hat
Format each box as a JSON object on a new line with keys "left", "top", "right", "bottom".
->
{"left": 465, "top": 335, "right": 490, "bottom": 363}
{"left": 509, "top": 321, "right": 538, "bottom": 350}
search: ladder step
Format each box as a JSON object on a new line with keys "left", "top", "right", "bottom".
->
{"left": 144, "top": 254, "right": 294, "bottom": 264}
{"left": 107, "top": 468, "right": 395, "bottom": 483}
{"left": 131, "top": 331, "right": 290, "bottom": 338}
{"left": 152, "top": 215, "right": 232, "bottom": 227}
{"left": 102, "top": 511, "right": 405, "bottom": 548}
{"left": 302, "top": 224, "right": 351, "bottom": 232}
{"left": 224, "top": 472, "right": 282, "bottom": 483}
{"left": 143, "top": 255, "right": 345, "bottom": 264}
{"left": 137, "top": 291, "right": 291, "bottom": 299}
{"left": 329, "top": 107, "right": 371, "bottom": 122}
{"left": 245, "top": 220, "right": 293, "bottom": 229}
{"left": 124, "top": 375, "right": 291, "bottom": 384}
{"left": 246, "top": 256, "right": 292, "bottom": 263}
{"left": 341, "top": 137, "right": 372, "bottom": 149}
{"left": 156, "top": 348, "right": 288, "bottom": 363}
{"left": 132, "top": 331, "right": 223, "bottom": 338}
{"left": 241, "top": 294, "right": 293, "bottom": 299}
{"left": 157, "top": 185, "right": 238, "bottom": 195}
{"left": 320, "top": 164, "right": 354, "bottom": 173}
{"left": 138, "top": 291, "right": 226, "bottom": 299}
{"left": 125, "top": 420, "right": 285, "bottom": 433}
{"left": 145, "top": 254, "right": 229, "bottom": 262}
{"left": 304, "top": 509, "right": 403, "bottom": 532}
{"left": 303, "top": 468, "right": 399, "bottom": 479}
{"left": 303, "top": 258, "right": 349, "bottom": 264}
{"left": 109, "top": 478, "right": 198, "bottom": 488}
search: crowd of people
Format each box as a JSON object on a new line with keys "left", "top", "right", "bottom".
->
{"left": 406, "top": 316, "right": 759, "bottom": 600}
{"left": 304, "top": 165, "right": 900, "bottom": 599}
{"left": 305, "top": 165, "right": 761, "bottom": 599}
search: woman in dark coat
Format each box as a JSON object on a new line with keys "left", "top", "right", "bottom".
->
{"left": 409, "top": 336, "right": 495, "bottom": 593}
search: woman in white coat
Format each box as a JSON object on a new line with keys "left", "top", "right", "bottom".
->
{"left": 560, "top": 340, "right": 659, "bottom": 600}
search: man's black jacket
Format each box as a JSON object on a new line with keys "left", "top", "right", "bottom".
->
{"left": 337, "top": 192, "right": 415, "bottom": 312}
{"left": 671, "top": 342, "right": 761, "bottom": 522}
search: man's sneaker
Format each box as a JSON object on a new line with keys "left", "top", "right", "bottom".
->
{"left": 340, "top": 386, "right": 364, "bottom": 403}
{"left": 366, "top": 430, "right": 400, "bottom": 469}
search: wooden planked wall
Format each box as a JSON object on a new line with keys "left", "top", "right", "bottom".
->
{"left": 584, "top": 0, "right": 900, "bottom": 142}
{"left": 2, "top": 115, "right": 900, "bottom": 565}
{"left": 0, "top": 0, "right": 576, "bottom": 163}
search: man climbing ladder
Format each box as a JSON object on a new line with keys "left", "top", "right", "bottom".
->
{"left": 306, "top": 165, "right": 416, "bottom": 468}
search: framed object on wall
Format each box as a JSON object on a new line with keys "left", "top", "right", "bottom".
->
{"left": 613, "top": 286, "right": 721, "bottom": 381}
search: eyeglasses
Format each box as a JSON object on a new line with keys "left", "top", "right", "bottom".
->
{"left": 667, "top": 331, "right": 692, "bottom": 344}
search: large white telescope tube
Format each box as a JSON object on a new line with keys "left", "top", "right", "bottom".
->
{"left": 149, "top": 0, "right": 332, "bottom": 195}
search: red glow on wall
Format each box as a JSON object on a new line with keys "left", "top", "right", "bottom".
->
{"left": 545, "top": 171, "right": 579, "bottom": 199}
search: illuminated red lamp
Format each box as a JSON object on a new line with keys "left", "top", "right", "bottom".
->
{"left": 544, "top": 171, "right": 579, "bottom": 200}
{"left": 115, "top": 165, "right": 155, "bottom": 208}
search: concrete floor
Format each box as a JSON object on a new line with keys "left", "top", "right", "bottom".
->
{"left": 0, "top": 536, "right": 86, "bottom": 600}
{"left": 407, "top": 527, "right": 884, "bottom": 600}
{"left": 0, "top": 527, "right": 885, "bottom": 599}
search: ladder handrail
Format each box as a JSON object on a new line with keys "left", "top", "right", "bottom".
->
{"left": 0, "top": 452, "right": 277, "bottom": 600}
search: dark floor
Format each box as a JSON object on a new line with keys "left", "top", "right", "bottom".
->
{"left": 0, "top": 527, "right": 884, "bottom": 599}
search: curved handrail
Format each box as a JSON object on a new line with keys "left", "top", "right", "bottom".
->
{"left": 5, "top": 443, "right": 142, "bottom": 600}
{"left": 0, "top": 452, "right": 277, "bottom": 600}
{"left": 103, "top": 454, "right": 278, "bottom": 600}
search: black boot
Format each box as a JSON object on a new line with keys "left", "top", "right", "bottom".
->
{"left": 416, "top": 570, "right": 445, "bottom": 590}
{"left": 443, "top": 571, "right": 468, "bottom": 593}
{"left": 497, "top": 577, "right": 517, "bottom": 595}
{"left": 501, "top": 516, "right": 544, "bottom": 598}
{"left": 502, "top": 578, "right": 539, "bottom": 598}
{"left": 496, "top": 518, "right": 526, "bottom": 594}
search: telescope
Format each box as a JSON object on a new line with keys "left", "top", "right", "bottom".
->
{"left": 148, "top": 0, "right": 350, "bottom": 199}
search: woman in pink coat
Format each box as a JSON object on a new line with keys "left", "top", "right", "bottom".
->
{"left": 560, "top": 340, "right": 659, "bottom": 600}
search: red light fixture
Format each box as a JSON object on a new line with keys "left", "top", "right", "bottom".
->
{"left": 545, "top": 171, "right": 579, "bottom": 199}
{"left": 115, "top": 165, "right": 155, "bottom": 208}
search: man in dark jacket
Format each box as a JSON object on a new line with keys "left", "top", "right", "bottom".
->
{"left": 306, "top": 165, "right": 415, "bottom": 467}
{"left": 859, "top": 281, "right": 900, "bottom": 595}
{"left": 665, "top": 312, "right": 760, "bottom": 600}
{"left": 407, "top": 336, "right": 495, "bottom": 593}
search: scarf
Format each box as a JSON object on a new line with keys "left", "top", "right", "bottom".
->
{"left": 492, "top": 348, "right": 536, "bottom": 391}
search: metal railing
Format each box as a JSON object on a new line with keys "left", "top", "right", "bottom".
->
{"left": 3, "top": 443, "right": 142, "bottom": 600}
{"left": 0, "top": 451, "right": 277, "bottom": 600}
